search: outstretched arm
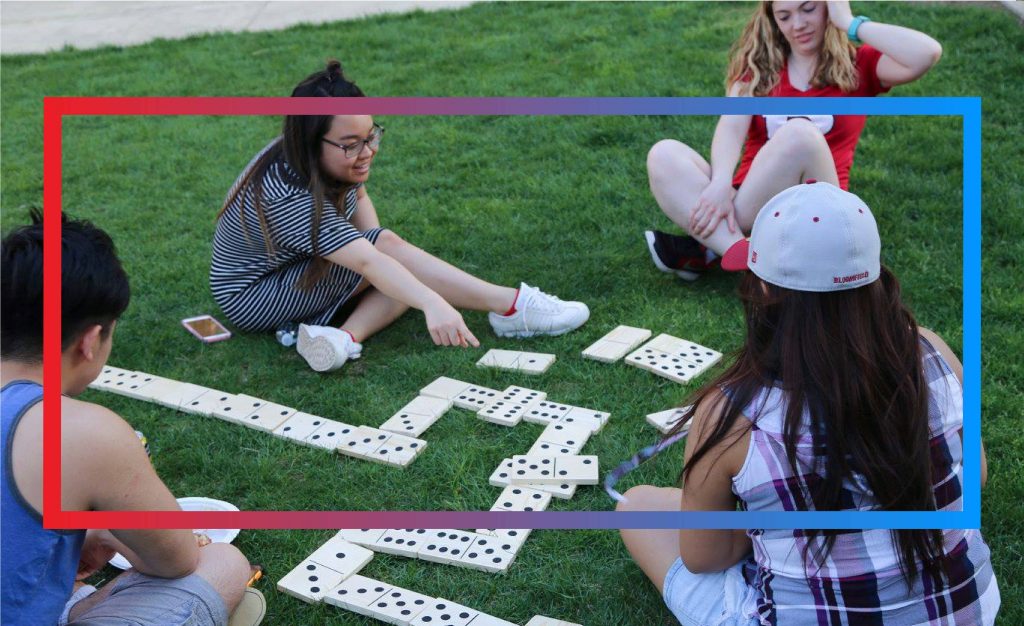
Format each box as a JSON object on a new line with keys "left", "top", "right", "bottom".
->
{"left": 828, "top": 1, "right": 942, "bottom": 87}
{"left": 325, "top": 238, "right": 479, "bottom": 347}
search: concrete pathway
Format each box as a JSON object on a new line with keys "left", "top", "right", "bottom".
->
{"left": 1, "top": 1, "right": 475, "bottom": 55}
{"left": 1002, "top": 0, "right": 1024, "bottom": 21}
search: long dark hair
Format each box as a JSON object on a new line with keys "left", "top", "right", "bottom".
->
{"left": 218, "top": 59, "right": 365, "bottom": 291}
{"left": 671, "top": 268, "right": 946, "bottom": 585}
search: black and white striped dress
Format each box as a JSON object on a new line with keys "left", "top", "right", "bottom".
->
{"left": 210, "top": 139, "right": 384, "bottom": 332}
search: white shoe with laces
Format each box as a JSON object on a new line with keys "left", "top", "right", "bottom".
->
{"left": 296, "top": 324, "right": 363, "bottom": 372}
{"left": 488, "top": 283, "right": 590, "bottom": 338}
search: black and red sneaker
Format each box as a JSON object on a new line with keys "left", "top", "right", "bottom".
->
{"left": 644, "top": 230, "right": 719, "bottom": 281}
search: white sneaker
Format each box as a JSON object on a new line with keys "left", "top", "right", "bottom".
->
{"left": 488, "top": 283, "right": 590, "bottom": 338}
{"left": 296, "top": 324, "right": 362, "bottom": 372}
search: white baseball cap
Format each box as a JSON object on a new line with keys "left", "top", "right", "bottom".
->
{"left": 721, "top": 180, "right": 881, "bottom": 292}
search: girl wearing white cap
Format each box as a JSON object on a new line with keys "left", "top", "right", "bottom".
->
{"left": 619, "top": 183, "right": 999, "bottom": 625}
{"left": 210, "top": 61, "right": 590, "bottom": 372}
{"left": 644, "top": 1, "right": 942, "bottom": 281}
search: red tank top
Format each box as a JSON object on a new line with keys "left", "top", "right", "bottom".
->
{"left": 732, "top": 45, "right": 891, "bottom": 191}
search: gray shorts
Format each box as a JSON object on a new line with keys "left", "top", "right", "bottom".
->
{"left": 65, "top": 571, "right": 228, "bottom": 626}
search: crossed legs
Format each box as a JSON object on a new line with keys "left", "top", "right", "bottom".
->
{"left": 617, "top": 485, "right": 685, "bottom": 594}
{"left": 647, "top": 118, "right": 841, "bottom": 256}
{"left": 68, "top": 543, "right": 251, "bottom": 622}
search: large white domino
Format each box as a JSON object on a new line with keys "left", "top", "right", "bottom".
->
{"left": 581, "top": 325, "right": 652, "bottom": 363}
{"left": 536, "top": 420, "right": 592, "bottom": 450}
{"left": 501, "top": 385, "right": 547, "bottom": 406}
{"left": 646, "top": 333, "right": 723, "bottom": 367}
{"left": 490, "top": 485, "right": 552, "bottom": 512}
{"left": 468, "top": 615, "right": 520, "bottom": 626}
{"left": 475, "top": 528, "right": 532, "bottom": 553}
{"left": 451, "top": 384, "right": 502, "bottom": 412}
{"left": 328, "top": 583, "right": 519, "bottom": 626}
{"left": 323, "top": 574, "right": 394, "bottom": 617}
{"left": 477, "top": 399, "right": 531, "bottom": 427}
{"left": 528, "top": 440, "right": 582, "bottom": 456}
{"left": 419, "top": 376, "right": 473, "bottom": 401}
{"left": 416, "top": 529, "right": 477, "bottom": 564}
{"left": 477, "top": 385, "right": 548, "bottom": 426}
{"left": 625, "top": 346, "right": 699, "bottom": 382}
{"left": 508, "top": 455, "right": 599, "bottom": 486}
{"left": 489, "top": 458, "right": 577, "bottom": 499}
{"left": 273, "top": 412, "right": 332, "bottom": 441}
{"left": 476, "top": 349, "right": 556, "bottom": 375}
{"left": 145, "top": 381, "right": 209, "bottom": 410}
{"left": 379, "top": 395, "right": 452, "bottom": 437}
{"left": 526, "top": 617, "right": 585, "bottom": 626}
{"left": 88, "top": 366, "right": 136, "bottom": 391}
{"left": 556, "top": 407, "right": 610, "bottom": 434}
{"left": 303, "top": 420, "right": 357, "bottom": 450}
{"left": 338, "top": 427, "right": 427, "bottom": 467}
{"left": 179, "top": 390, "right": 233, "bottom": 417}
{"left": 458, "top": 534, "right": 517, "bottom": 572}
{"left": 646, "top": 406, "right": 693, "bottom": 434}
{"left": 336, "top": 528, "right": 387, "bottom": 547}
{"left": 277, "top": 558, "right": 346, "bottom": 604}
{"left": 409, "top": 599, "right": 479, "bottom": 625}
{"left": 114, "top": 374, "right": 170, "bottom": 401}
{"left": 373, "top": 529, "right": 429, "bottom": 558}
{"left": 364, "top": 586, "right": 434, "bottom": 623}
{"left": 306, "top": 538, "right": 374, "bottom": 580}
{"left": 523, "top": 400, "right": 573, "bottom": 425}
{"left": 625, "top": 334, "right": 722, "bottom": 384}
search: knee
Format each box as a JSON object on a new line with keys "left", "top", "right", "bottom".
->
{"left": 647, "top": 140, "right": 708, "bottom": 199}
{"left": 615, "top": 485, "right": 660, "bottom": 512}
{"left": 647, "top": 139, "right": 692, "bottom": 179}
{"left": 374, "top": 229, "right": 407, "bottom": 257}
{"left": 768, "top": 118, "right": 828, "bottom": 156}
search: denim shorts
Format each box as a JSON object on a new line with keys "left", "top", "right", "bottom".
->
{"left": 663, "top": 558, "right": 761, "bottom": 626}
{"left": 65, "top": 570, "right": 228, "bottom": 626}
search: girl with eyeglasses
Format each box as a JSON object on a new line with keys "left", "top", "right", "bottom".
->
{"left": 211, "top": 61, "right": 590, "bottom": 371}
{"left": 644, "top": 0, "right": 941, "bottom": 281}
{"left": 619, "top": 182, "right": 999, "bottom": 626}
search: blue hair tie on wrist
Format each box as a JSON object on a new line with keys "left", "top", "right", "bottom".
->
{"left": 848, "top": 15, "right": 871, "bottom": 43}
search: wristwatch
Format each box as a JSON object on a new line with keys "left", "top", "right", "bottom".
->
{"left": 848, "top": 16, "right": 871, "bottom": 43}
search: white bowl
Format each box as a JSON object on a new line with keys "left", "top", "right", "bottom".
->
{"left": 108, "top": 497, "right": 240, "bottom": 570}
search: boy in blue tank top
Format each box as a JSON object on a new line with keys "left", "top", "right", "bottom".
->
{"left": 1, "top": 212, "right": 258, "bottom": 626}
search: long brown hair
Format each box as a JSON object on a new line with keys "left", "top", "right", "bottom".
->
{"left": 671, "top": 268, "right": 947, "bottom": 585}
{"left": 725, "top": 1, "right": 858, "bottom": 96}
{"left": 218, "top": 60, "right": 365, "bottom": 291}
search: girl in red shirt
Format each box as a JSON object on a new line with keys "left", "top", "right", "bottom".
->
{"left": 645, "top": 0, "right": 942, "bottom": 280}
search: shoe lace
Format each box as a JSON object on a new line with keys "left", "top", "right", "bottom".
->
{"left": 521, "top": 287, "right": 565, "bottom": 314}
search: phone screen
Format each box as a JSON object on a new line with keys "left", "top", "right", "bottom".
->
{"left": 185, "top": 317, "right": 227, "bottom": 338}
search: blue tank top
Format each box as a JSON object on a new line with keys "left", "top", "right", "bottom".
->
{"left": 1, "top": 381, "right": 85, "bottom": 626}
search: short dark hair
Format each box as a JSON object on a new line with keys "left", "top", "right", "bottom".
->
{"left": 1, "top": 209, "right": 131, "bottom": 361}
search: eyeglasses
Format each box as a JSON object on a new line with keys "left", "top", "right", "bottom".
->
{"left": 322, "top": 124, "right": 384, "bottom": 158}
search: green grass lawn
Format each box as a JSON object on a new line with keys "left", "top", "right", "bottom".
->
{"left": 2, "top": 2, "right": 1021, "bottom": 624}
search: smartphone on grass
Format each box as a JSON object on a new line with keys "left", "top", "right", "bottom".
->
{"left": 181, "top": 315, "right": 232, "bottom": 343}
